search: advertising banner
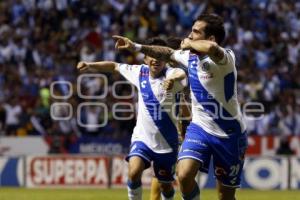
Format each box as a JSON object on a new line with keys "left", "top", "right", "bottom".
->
{"left": 68, "top": 137, "right": 130, "bottom": 155}
{"left": 111, "top": 156, "right": 154, "bottom": 188}
{"left": 290, "top": 157, "right": 300, "bottom": 189}
{"left": 0, "top": 137, "right": 49, "bottom": 156}
{"left": 110, "top": 156, "right": 292, "bottom": 190}
{"left": 26, "top": 156, "right": 109, "bottom": 188}
{"left": 68, "top": 136, "right": 300, "bottom": 156}
{"left": 247, "top": 136, "right": 300, "bottom": 156}
{"left": 0, "top": 154, "right": 297, "bottom": 189}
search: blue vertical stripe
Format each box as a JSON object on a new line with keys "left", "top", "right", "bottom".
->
{"left": 188, "top": 54, "right": 241, "bottom": 134}
{"left": 139, "top": 66, "right": 178, "bottom": 150}
{"left": 224, "top": 72, "right": 235, "bottom": 102}
{"left": 1, "top": 158, "right": 20, "bottom": 186}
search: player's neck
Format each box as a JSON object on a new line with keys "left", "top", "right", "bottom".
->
{"left": 190, "top": 49, "right": 205, "bottom": 57}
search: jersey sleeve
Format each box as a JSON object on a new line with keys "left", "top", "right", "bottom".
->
{"left": 171, "top": 50, "right": 190, "bottom": 67}
{"left": 115, "top": 63, "right": 141, "bottom": 87}
{"left": 217, "top": 48, "right": 236, "bottom": 73}
{"left": 166, "top": 67, "right": 188, "bottom": 93}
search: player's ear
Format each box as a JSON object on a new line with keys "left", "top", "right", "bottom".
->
{"left": 144, "top": 55, "right": 149, "bottom": 65}
{"left": 208, "top": 35, "right": 216, "bottom": 43}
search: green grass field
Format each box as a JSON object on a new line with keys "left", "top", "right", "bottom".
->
{"left": 0, "top": 188, "right": 300, "bottom": 200}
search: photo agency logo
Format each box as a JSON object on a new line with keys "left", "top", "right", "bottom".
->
{"left": 50, "top": 74, "right": 265, "bottom": 127}
{"left": 50, "top": 74, "right": 136, "bottom": 128}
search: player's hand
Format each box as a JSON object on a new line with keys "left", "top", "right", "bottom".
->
{"left": 77, "top": 61, "right": 90, "bottom": 72}
{"left": 163, "top": 78, "right": 175, "bottom": 91}
{"left": 180, "top": 38, "right": 192, "bottom": 50}
{"left": 112, "top": 35, "right": 135, "bottom": 51}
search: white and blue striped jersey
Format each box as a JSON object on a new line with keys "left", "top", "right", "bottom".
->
{"left": 116, "top": 64, "right": 187, "bottom": 153}
{"left": 172, "top": 49, "right": 246, "bottom": 137}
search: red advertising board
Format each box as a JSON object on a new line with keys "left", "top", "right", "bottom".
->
{"left": 110, "top": 156, "right": 153, "bottom": 188}
{"left": 246, "top": 136, "right": 300, "bottom": 156}
{"left": 26, "top": 156, "right": 109, "bottom": 188}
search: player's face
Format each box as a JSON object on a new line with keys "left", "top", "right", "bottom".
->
{"left": 144, "top": 56, "right": 166, "bottom": 77}
{"left": 188, "top": 21, "right": 207, "bottom": 41}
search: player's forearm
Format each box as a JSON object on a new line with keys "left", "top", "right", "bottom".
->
{"left": 188, "top": 40, "right": 224, "bottom": 62}
{"left": 87, "top": 61, "right": 118, "bottom": 72}
{"left": 188, "top": 40, "right": 217, "bottom": 54}
{"left": 139, "top": 45, "right": 174, "bottom": 62}
{"left": 168, "top": 69, "right": 186, "bottom": 82}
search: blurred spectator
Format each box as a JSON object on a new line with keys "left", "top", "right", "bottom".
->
{"left": 0, "top": 101, "right": 6, "bottom": 135}
{"left": 3, "top": 97, "right": 22, "bottom": 136}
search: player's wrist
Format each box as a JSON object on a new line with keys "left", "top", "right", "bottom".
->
{"left": 133, "top": 43, "right": 142, "bottom": 51}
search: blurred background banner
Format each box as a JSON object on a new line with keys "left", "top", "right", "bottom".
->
{"left": 1, "top": 155, "right": 300, "bottom": 190}
{"left": 68, "top": 137, "right": 129, "bottom": 155}
{"left": 1, "top": 135, "right": 299, "bottom": 156}
{"left": 0, "top": 157, "right": 24, "bottom": 187}
{"left": 0, "top": 137, "right": 48, "bottom": 156}
{"left": 25, "top": 155, "right": 110, "bottom": 188}
{"left": 246, "top": 136, "right": 300, "bottom": 156}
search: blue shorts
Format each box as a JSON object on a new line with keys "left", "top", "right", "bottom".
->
{"left": 126, "top": 141, "right": 177, "bottom": 183}
{"left": 178, "top": 123, "right": 248, "bottom": 188}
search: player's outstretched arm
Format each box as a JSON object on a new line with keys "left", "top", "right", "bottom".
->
{"left": 112, "top": 35, "right": 175, "bottom": 62}
{"left": 77, "top": 61, "right": 118, "bottom": 73}
{"left": 181, "top": 38, "right": 225, "bottom": 64}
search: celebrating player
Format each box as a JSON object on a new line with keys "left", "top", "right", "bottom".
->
{"left": 77, "top": 38, "right": 187, "bottom": 200}
{"left": 149, "top": 37, "right": 192, "bottom": 200}
{"left": 113, "top": 14, "right": 248, "bottom": 200}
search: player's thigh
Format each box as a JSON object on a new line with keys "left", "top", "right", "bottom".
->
{"left": 128, "top": 156, "right": 146, "bottom": 180}
{"left": 177, "top": 158, "right": 200, "bottom": 182}
{"left": 216, "top": 180, "right": 236, "bottom": 200}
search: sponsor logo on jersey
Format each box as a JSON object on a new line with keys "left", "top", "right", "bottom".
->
{"left": 141, "top": 80, "right": 147, "bottom": 88}
{"left": 158, "top": 169, "right": 168, "bottom": 176}
{"left": 215, "top": 166, "right": 227, "bottom": 176}
{"left": 199, "top": 73, "right": 214, "bottom": 79}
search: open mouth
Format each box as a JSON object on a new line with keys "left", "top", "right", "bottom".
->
{"left": 152, "top": 62, "right": 161, "bottom": 67}
{"left": 152, "top": 65, "right": 161, "bottom": 70}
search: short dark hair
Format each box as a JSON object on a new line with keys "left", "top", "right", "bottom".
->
{"left": 196, "top": 14, "right": 225, "bottom": 44}
{"left": 165, "top": 37, "right": 182, "bottom": 50}
{"left": 143, "top": 37, "right": 167, "bottom": 46}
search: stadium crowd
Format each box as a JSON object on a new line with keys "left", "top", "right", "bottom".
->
{"left": 0, "top": 0, "right": 299, "bottom": 152}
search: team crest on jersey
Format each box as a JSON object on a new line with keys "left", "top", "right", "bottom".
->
{"left": 202, "top": 62, "right": 210, "bottom": 72}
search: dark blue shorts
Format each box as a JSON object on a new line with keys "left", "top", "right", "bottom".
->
{"left": 178, "top": 123, "right": 248, "bottom": 187}
{"left": 126, "top": 141, "right": 177, "bottom": 183}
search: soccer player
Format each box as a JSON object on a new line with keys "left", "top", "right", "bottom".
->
{"left": 113, "top": 14, "right": 248, "bottom": 200}
{"left": 77, "top": 38, "right": 187, "bottom": 200}
{"left": 150, "top": 37, "right": 192, "bottom": 200}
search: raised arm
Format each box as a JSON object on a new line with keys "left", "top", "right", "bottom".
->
{"left": 77, "top": 61, "right": 118, "bottom": 73}
{"left": 112, "top": 35, "right": 175, "bottom": 62}
{"left": 181, "top": 38, "right": 225, "bottom": 64}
